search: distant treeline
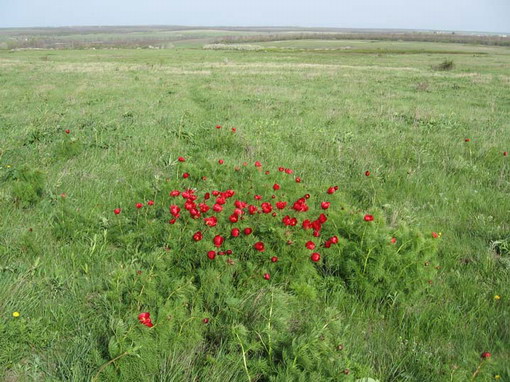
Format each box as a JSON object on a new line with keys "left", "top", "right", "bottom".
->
{"left": 213, "top": 32, "right": 510, "bottom": 46}
{"left": 1, "top": 28, "right": 509, "bottom": 50}
{"left": 0, "top": 37, "right": 178, "bottom": 50}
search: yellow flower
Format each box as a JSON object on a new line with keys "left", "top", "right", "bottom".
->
{"left": 12, "top": 311, "right": 20, "bottom": 317}
{"left": 494, "top": 295, "right": 501, "bottom": 300}
{"left": 6, "top": 165, "right": 11, "bottom": 168}
{"left": 494, "top": 375, "right": 501, "bottom": 380}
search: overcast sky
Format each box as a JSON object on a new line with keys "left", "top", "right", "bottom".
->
{"left": 1, "top": 0, "right": 509, "bottom": 33}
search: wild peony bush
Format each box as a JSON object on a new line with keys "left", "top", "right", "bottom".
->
{"left": 104, "top": 156, "right": 439, "bottom": 305}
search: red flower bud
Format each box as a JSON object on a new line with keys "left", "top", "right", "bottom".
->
{"left": 310, "top": 253, "right": 321, "bottom": 262}
{"left": 321, "top": 202, "right": 330, "bottom": 210}
{"left": 481, "top": 352, "right": 491, "bottom": 360}
{"left": 114, "top": 208, "right": 121, "bottom": 215}
{"left": 364, "top": 214, "right": 374, "bottom": 222}
{"left": 211, "top": 235, "right": 223, "bottom": 248}
{"left": 254, "top": 242, "right": 265, "bottom": 252}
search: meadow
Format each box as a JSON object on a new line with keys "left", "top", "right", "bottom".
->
{"left": 0, "top": 37, "right": 509, "bottom": 381}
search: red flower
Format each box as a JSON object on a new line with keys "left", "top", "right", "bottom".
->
{"left": 213, "top": 235, "right": 224, "bottom": 248}
{"left": 170, "top": 190, "right": 180, "bottom": 197}
{"left": 199, "top": 203, "right": 210, "bottom": 213}
{"left": 329, "top": 236, "right": 339, "bottom": 244}
{"left": 271, "top": 256, "right": 278, "bottom": 262}
{"left": 203, "top": 317, "right": 210, "bottom": 324}
{"left": 321, "top": 202, "right": 330, "bottom": 210}
{"left": 302, "top": 219, "right": 312, "bottom": 229}
{"left": 229, "top": 214, "right": 239, "bottom": 223}
{"left": 169, "top": 205, "right": 180, "bottom": 216}
{"left": 273, "top": 183, "right": 280, "bottom": 191}
{"left": 432, "top": 232, "right": 439, "bottom": 238}
{"left": 254, "top": 242, "right": 265, "bottom": 252}
{"left": 364, "top": 214, "right": 374, "bottom": 222}
{"left": 480, "top": 352, "right": 491, "bottom": 360}
{"left": 255, "top": 161, "right": 262, "bottom": 167}
{"left": 193, "top": 231, "right": 203, "bottom": 241}
{"left": 169, "top": 218, "right": 176, "bottom": 224}
{"left": 275, "top": 201, "right": 287, "bottom": 209}
{"left": 231, "top": 228, "right": 240, "bottom": 237}
{"left": 265, "top": 171, "right": 270, "bottom": 175}
{"left": 390, "top": 237, "right": 397, "bottom": 244}
{"left": 234, "top": 200, "right": 247, "bottom": 209}
{"left": 248, "top": 205, "right": 258, "bottom": 215}
{"left": 232, "top": 127, "right": 236, "bottom": 133}
{"left": 263, "top": 273, "right": 270, "bottom": 280}
{"left": 204, "top": 216, "right": 218, "bottom": 227}
{"left": 147, "top": 200, "right": 154, "bottom": 206}
{"left": 65, "top": 129, "right": 70, "bottom": 134}
{"left": 216, "top": 125, "right": 222, "bottom": 129}
{"left": 504, "top": 151, "right": 508, "bottom": 156}
{"left": 244, "top": 227, "right": 253, "bottom": 235}
{"left": 113, "top": 208, "right": 121, "bottom": 215}
{"left": 465, "top": 138, "right": 470, "bottom": 142}
{"left": 310, "top": 253, "right": 321, "bottom": 262}
{"left": 278, "top": 167, "right": 284, "bottom": 172}
{"left": 261, "top": 202, "right": 272, "bottom": 214}
{"left": 183, "top": 173, "right": 190, "bottom": 179}
{"left": 204, "top": 192, "right": 210, "bottom": 200}
{"left": 212, "top": 204, "right": 223, "bottom": 213}
{"left": 365, "top": 171, "right": 371, "bottom": 176}
{"left": 218, "top": 159, "right": 224, "bottom": 165}
{"left": 136, "top": 203, "right": 143, "bottom": 209}
{"left": 318, "top": 213, "right": 327, "bottom": 224}
{"left": 138, "top": 312, "right": 154, "bottom": 327}
{"left": 254, "top": 195, "right": 262, "bottom": 201}
{"left": 295, "top": 177, "right": 301, "bottom": 183}
{"left": 285, "top": 168, "right": 293, "bottom": 174}
{"left": 207, "top": 251, "right": 216, "bottom": 260}
{"left": 327, "top": 186, "right": 337, "bottom": 194}
{"left": 313, "top": 231, "right": 320, "bottom": 237}
{"left": 305, "top": 241, "right": 316, "bottom": 250}
{"left": 178, "top": 156, "right": 185, "bottom": 162}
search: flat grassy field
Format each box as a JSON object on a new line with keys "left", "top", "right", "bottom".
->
{"left": 0, "top": 40, "right": 509, "bottom": 381}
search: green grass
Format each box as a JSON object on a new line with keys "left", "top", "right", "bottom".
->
{"left": 0, "top": 41, "right": 509, "bottom": 381}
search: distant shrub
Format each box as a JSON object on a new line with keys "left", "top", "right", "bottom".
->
{"left": 433, "top": 59, "right": 455, "bottom": 71}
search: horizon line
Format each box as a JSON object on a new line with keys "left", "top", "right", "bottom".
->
{"left": 0, "top": 24, "right": 508, "bottom": 35}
